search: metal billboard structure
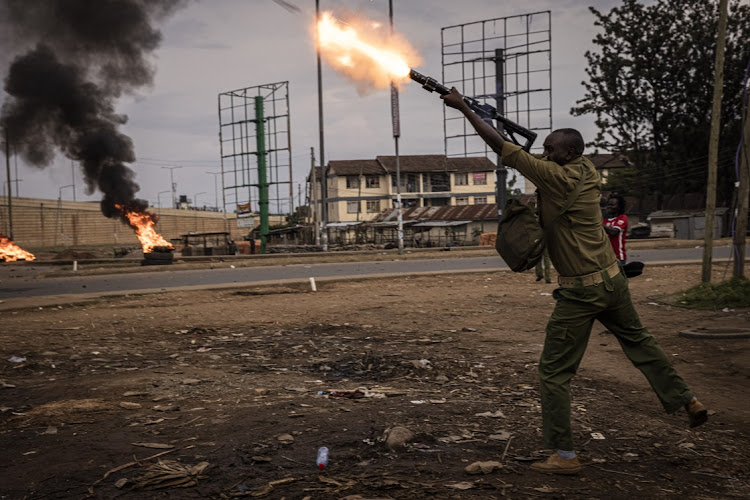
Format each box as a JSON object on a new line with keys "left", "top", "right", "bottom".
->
{"left": 441, "top": 11, "right": 552, "bottom": 195}
{"left": 218, "top": 82, "right": 293, "bottom": 250}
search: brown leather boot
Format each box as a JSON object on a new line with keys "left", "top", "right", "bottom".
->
{"left": 686, "top": 399, "right": 708, "bottom": 428}
{"left": 530, "top": 453, "right": 581, "bottom": 475}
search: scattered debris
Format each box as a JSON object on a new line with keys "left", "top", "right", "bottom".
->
{"left": 131, "top": 442, "right": 174, "bottom": 449}
{"left": 131, "top": 459, "right": 210, "bottom": 490}
{"left": 464, "top": 460, "right": 504, "bottom": 475}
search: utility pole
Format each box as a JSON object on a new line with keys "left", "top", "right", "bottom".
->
{"left": 702, "top": 0, "right": 728, "bottom": 283}
{"left": 4, "top": 128, "right": 13, "bottom": 239}
{"left": 162, "top": 166, "right": 182, "bottom": 209}
{"left": 735, "top": 77, "right": 750, "bottom": 278}
{"left": 315, "top": 0, "right": 329, "bottom": 251}
{"left": 311, "top": 147, "right": 320, "bottom": 245}
{"left": 389, "top": 0, "right": 404, "bottom": 254}
{"left": 71, "top": 160, "right": 77, "bottom": 201}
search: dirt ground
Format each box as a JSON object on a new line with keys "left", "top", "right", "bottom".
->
{"left": 0, "top": 261, "right": 749, "bottom": 499}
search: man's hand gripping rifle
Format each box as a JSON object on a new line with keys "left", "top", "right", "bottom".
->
{"left": 410, "top": 69, "right": 537, "bottom": 152}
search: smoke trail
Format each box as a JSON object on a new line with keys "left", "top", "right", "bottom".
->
{"left": 0, "top": 0, "right": 186, "bottom": 220}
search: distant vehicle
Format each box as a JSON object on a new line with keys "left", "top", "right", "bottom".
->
{"left": 630, "top": 222, "right": 651, "bottom": 239}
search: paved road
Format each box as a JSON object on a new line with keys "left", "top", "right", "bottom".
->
{"left": 0, "top": 245, "right": 741, "bottom": 302}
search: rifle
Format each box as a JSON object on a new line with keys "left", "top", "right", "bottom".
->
{"left": 409, "top": 69, "right": 537, "bottom": 152}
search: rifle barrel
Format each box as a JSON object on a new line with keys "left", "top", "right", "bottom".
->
{"left": 408, "top": 68, "right": 537, "bottom": 151}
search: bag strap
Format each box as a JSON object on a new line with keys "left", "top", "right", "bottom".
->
{"left": 548, "top": 166, "right": 587, "bottom": 225}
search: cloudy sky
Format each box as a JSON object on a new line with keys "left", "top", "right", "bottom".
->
{"left": 3, "top": 0, "right": 642, "bottom": 210}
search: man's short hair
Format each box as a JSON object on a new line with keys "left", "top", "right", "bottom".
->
{"left": 610, "top": 194, "right": 626, "bottom": 214}
{"left": 553, "top": 128, "right": 584, "bottom": 156}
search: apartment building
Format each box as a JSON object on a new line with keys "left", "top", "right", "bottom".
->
{"left": 309, "top": 154, "right": 498, "bottom": 223}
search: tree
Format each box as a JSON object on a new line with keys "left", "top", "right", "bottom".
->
{"left": 572, "top": 0, "right": 750, "bottom": 209}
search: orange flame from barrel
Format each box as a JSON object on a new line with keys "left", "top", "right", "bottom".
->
{"left": 316, "top": 11, "right": 421, "bottom": 92}
{"left": 115, "top": 205, "right": 173, "bottom": 253}
{"left": 0, "top": 233, "right": 36, "bottom": 262}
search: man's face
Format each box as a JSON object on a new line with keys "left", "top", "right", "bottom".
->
{"left": 542, "top": 133, "right": 571, "bottom": 166}
{"left": 606, "top": 198, "right": 619, "bottom": 217}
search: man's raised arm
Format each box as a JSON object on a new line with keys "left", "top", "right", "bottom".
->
{"left": 441, "top": 87, "right": 506, "bottom": 156}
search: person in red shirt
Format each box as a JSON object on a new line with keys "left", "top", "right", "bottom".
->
{"left": 603, "top": 195, "right": 628, "bottom": 265}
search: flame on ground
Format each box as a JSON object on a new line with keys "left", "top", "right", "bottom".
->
{"left": 316, "top": 11, "right": 421, "bottom": 93}
{"left": 0, "top": 233, "right": 36, "bottom": 262}
{"left": 115, "top": 205, "right": 174, "bottom": 253}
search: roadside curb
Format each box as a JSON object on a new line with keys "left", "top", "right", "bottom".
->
{"left": 0, "top": 259, "right": 730, "bottom": 312}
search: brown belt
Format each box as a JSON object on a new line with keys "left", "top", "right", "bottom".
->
{"left": 557, "top": 262, "right": 621, "bottom": 288}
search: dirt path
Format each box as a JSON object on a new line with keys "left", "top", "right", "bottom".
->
{"left": 0, "top": 262, "right": 748, "bottom": 499}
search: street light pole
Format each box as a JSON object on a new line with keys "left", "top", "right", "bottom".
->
{"left": 315, "top": 0, "right": 329, "bottom": 251}
{"left": 161, "top": 166, "right": 182, "bottom": 209}
{"left": 194, "top": 191, "right": 206, "bottom": 231}
{"left": 206, "top": 171, "right": 221, "bottom": 211}
{"left": 157, "top": 190, "right": 171, "bottom": 230}
{"left": 59, "top": 184, "right": 74, "bottom": 201}
{"left": 4, "top": 128, "right": 13, "bottom": 239}
{"left": 389, "top": 0, "right": 404, "bottom": 255}
{"left": 71, "top": 160, "right": 77, "bottom": 202}
{"left": 193, "top": 192, "right": 206, "bottom": 209}
{"left": 157, "top": 190, "right": 171, "bottom": 209}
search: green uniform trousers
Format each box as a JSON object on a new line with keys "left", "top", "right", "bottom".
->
{"left": 539, "top": 270, "right": 693, "bottom": 451}
{"left": 535, "top": 249, "right": 552, "bottom": 282}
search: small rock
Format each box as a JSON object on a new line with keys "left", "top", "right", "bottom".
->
{"left": 489, "top": 431, "right": 512, "bottom": 441}
{"left": 114, "top": 478, "right": 130, "bottom": 489}
{"left": 277, "top": 434, "right": 294, "bottom": 444}
{"left": 255, "top": 388, "right": 270, "bottom": 395}
{"left": 385, "top": 426, "right": 415, "bottom": 450}
{"left": 119, "top": 402, "right": 142, "bottom": 410}
{"left": 182, "top": 379, "right": 201, "bottom": 385}
{"left": 153, "top": 405, "right": 179, "bottom": 412}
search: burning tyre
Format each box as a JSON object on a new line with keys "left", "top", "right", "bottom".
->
{"left": 141, "top": 245, "right": 174, "bottom": 266}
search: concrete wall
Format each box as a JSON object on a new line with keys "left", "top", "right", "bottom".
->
{"left": 0, "top": 196, "right": 252, "bottom": 250}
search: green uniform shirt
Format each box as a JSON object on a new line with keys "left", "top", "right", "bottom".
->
{"left": 501, "top": 142, "right": 616, "bottom": 277}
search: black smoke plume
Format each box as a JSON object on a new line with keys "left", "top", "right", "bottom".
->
{"left": 0, "top": 0, "right": 185, "bottom": 220}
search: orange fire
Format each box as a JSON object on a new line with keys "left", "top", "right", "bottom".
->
{"left": 115, "top": 205, "right": 173, "bottom": 253}
{"left": 0, "top": 233, "right": 36, "bottom": 262}
{"left": 316, "top": 11, "right": 421, "bottom": 93}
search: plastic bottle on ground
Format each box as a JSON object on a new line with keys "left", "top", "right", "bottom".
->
{"left": 316, "top": 446, "right": 329, "bottom": 470}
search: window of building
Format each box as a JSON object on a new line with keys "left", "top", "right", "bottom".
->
{"left": 392, "top": 173, "right": 420, "bottom": 193}
{"left": 365, "top": 175, "right": 380, "bottom": 188}
{"left": 472, "top": 172, "right": 487, "bottom": 185}
{"left": 474, "top": 196, "right": 487, "bottom": 205}
{"left": 347, "top": 201, "right": 359, "bottom": 213}
{"left": 455, "top": 197, "right": 469, "bottom": 205}
{"left": 423, "top": 172, "right": 450, "bottom": 192}
{"left": 346, "top": 176, "right": 360, "bottom": 189}
{"left": 425, "top": 197, "right": 450, "bottom": 207}
{"left": 454, "top": 173, "right": 468, "bottom": 186}
{"left": 366, "top": 200, "right": 381, "bottom": 213}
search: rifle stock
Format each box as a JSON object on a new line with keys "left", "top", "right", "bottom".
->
{"left": 409, "top": 69, "right": 537, "bottom": 152}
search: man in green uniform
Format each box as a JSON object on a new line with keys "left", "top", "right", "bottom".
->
{"left": 441, "top": 88, "right": 708, "bottom": 474}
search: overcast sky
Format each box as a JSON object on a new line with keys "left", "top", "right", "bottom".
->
{"left": 3, "top": 0, "right": 643, "bottom": 209}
